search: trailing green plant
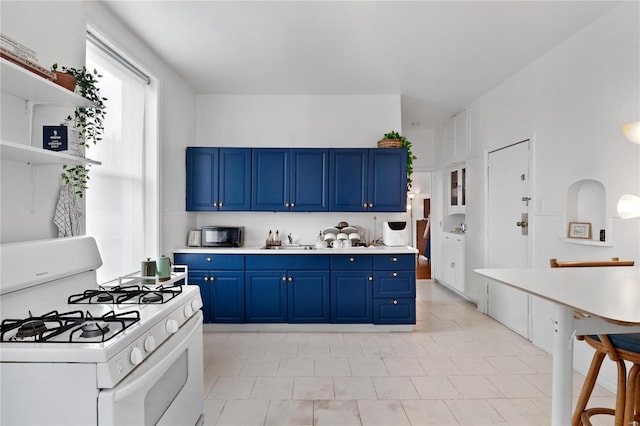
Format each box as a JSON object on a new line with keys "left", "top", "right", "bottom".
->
{"left": 52, "top": 64, "right": 107, "bottom": 196}
{"left": 382, "top": 131, "right": 417, "bottom": 191}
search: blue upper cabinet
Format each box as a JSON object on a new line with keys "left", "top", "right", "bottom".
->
{"left": 329, "top": 149, "right": 368, "bottom": 211}
{"left": 253, "top": 148, "right": 328, "bottom": 211}
{"left": 186, "top": 147, "right": 251, "bottom": 211}
{"left": 330, "top": 148, "right": 407, "bottom": 212}
{"left": 252, "top": 148, "right": 290, "bottom": 211}
{"left": 368, "top": 148, "right": 407, "bottom": 212}
{"left": 290, "top": 149, "right": 328, "bottom": 211}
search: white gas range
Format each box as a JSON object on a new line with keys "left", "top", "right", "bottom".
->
{"left": 0, "top": 236, "right": 204, "bottom": 426}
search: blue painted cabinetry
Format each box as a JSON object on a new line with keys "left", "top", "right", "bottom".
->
{"left": 245, "top": 255, "right": 330, "bottom": 323}
{"left": 174, "top": 253, "right": 245, "bottom": 323}
{"left": 186, "top": 147, "right": 251, "bottom": 211}
{"left": 373, "top": 254, "right": 416, "bottom": 324}
{"left": 174, "top": 251, "right": 415, "bottom": 325}
{"left": 329, "top": 148, "right": 407, "bottom": 212}
{"left": 330, "top": 255, "right": 373, "bottom": 323}
{"left": 252, "top": 148, "right": 328, "bottom": 211}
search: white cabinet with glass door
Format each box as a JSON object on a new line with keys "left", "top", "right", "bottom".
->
{"left": 448, "top": 164, "right": 466, "bottom": 214}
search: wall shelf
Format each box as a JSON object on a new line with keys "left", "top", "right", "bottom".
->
{"left": 1, "top": 58, "right": 96, "bottom": 108}
{"left": 1, "top": 140, "right": 100, "bottom": 166}
{"left": 561, "top": 238, "right": 613, "bottom": 248}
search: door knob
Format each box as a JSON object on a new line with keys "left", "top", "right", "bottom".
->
{"left": 516, "top": 221, "right": 528, "bottom": 227}
{"left": 516, "top": 213, "right": 529, "bottom": 235}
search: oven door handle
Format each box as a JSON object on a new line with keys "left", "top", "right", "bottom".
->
{"left": 113, "top": 312, "right": 202, "bottom": 402}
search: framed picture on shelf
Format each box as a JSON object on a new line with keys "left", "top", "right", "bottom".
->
{"left": 568, "top": 222, "right": 592, "bottom": 239}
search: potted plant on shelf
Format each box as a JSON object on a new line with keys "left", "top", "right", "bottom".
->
{"left": 52, "top": 64, "right": 107, "bottom": 197}
{"left": 378, "top": 131, "right": 417, "bottom": 191}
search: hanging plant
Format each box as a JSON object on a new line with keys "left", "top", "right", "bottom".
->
{"left": 52, "top": 63, "right": 107, "bottom": 196}
{"left": 380, "top": 131, "right": 417, "bottom": 191}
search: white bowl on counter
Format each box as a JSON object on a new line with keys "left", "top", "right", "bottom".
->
{"left": 324, "top": 233, "right": 336, "bottom": 241}
{"left": 336, "top": 233, "right": 348, "bottom": 240}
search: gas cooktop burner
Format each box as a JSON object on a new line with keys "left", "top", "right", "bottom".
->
{"left": 15, "top": 319, "right": 47, "bottom": 339}
{"left": 68, "top": 284, "right": 183, "bottom": 305}
{"left": 80, "top": 321, "right": 110, "bottom": 338}
{"left": 0, "top": 310, "right": 140, "bottom": 343}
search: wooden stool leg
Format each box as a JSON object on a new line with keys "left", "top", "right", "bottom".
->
{"left": 627, "top": 364, "right": 640, "bottom": 426}
{"left": 573, "top": 350, "right": 607, "bottom": 426}
{"left": 614, "top": 359, "right": 628, "bottom": 426}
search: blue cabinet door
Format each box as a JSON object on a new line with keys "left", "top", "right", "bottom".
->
{"left": 188, "top": 270, "right": 211, "bottom": 323}
{"left": 186, "top": 147, "right": 251, "bottom": 211}
{"left": 245, "top": 270, "right": 288, "bottom": 322}
{"left": 329, "top": 149, "right": 367, "bottom": 211}
{"left": 368, "top": 148, "right": 407, "bottom": 212}
{"left": 209, "top": 271, "right": 245, "bottom": 323}
{"left": 287, "top": 270, "right": 330, "bottom": 323}
{"left": 290, "top": 149, "right": 328, "bottom": 211}
{"left": 330, "top": 270, "right": 373, "bottom": 323}
{"left": 219, "top": 148, "right": 251, "bottom": 211}
{"left": 252, "top": 149, "right": 289, "bottom": 211}
{"left": 186, "top": 147, "right": 218, "bottom": 211}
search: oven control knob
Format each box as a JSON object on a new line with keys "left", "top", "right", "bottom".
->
{"left": 144, "top": 336, "right": 156, "bottom": 352}
{"left": 166, "top": 319, "right": 179, "bottom": 334}
{"left": 191, "top": 299, "right": 202, "bottom": 311}
{"left": 130, "top": 347, "right": 143, "bottom": 365}
{"left": 184, "top": 305, "right": 193, "bottom": 318}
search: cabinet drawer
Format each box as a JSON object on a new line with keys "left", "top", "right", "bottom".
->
{"left": 374, "top": 298, "right": 415, "bottom": 324}
{"left": 330, "top": 255, "right": 373, "bottom": 270}
{"left": 373, "top": 271, "right": 416, "bottom": 298}
{"left": 246, "top": 255, "right": 329, "bottom": 270}
{"left": 173, "top": 253, "right": 244, "bottom": 270}
{"left": 373, "top": 254, "right": 415, "bottom": 271}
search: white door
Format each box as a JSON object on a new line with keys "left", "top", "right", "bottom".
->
{"left": 487, "top": 140, "right": 531, "bottom": 338}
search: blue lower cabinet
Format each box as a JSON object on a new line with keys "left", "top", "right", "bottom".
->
{"left": 209, "top": 271, "right": 245, "bottom": 323}
{"left": 245, "top": 271, "right": 288, "bottom": 323}
{"left": 331, "top": 271, "right": 373, "bottom": 323}
{"left": 287, "top": 271, "right": 330, "bottom": 323}
{"left": 245, "top": 270, "right": 330, "bottom": 323}
{"left": 374, "top": 298, "right": 416, "bottom": 324}
{"left": 188, "top": 271, "right": 211, "bottom": 323}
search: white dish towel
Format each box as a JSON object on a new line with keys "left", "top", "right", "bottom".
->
{"left": 54, "top": 183, "right": 83, "bottom": 237}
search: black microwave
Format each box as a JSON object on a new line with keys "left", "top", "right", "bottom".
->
{"left": 201, "top": 226, "right": 244, "bottom": 247}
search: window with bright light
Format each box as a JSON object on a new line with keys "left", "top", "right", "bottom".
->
{"left": 85, "top": 35, "right": 158, "bottom": 284}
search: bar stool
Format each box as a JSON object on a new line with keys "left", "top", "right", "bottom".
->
{"left": 550, "top": 257, "right": 636, "bottom": 426}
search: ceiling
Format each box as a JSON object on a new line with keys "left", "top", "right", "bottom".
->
{"left": 103, "top": 1, "right": 617, "bottom": 129}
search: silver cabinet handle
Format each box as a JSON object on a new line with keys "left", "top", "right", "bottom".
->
{"left": 219, "top": 201, "right": 223, "bottom": 207}
{"left": 210, "top": 276, "right": 215, "bottom": 282}
{"left": 392, "top": 300, "right": 398, "bottom": 305}
{"left": 203, "top": 276, "right": 209, "bottom": 282}
{"left": 349, "top": 257, "right": 355, "bottom": 262}
{"left": 392, "top": 272, "right": 398, "bottom": 277}
{"left": 206, "top": 257, "right": 212, "bottom": 262}
{"left": 391, "top": 257, "right": 398, "bottom": 262}
{"left": 290, "top": 203, "right": 294, "bottom": 208}
{"left": 285, "top": 202, "right": 290, "bottom": 207}
{"left": 213, "top": 202, "right": 217, "bottom": 207}
{"left": 288, "top": 276, "right": 293, "bottom": 282}
{"left": 368, "top": 203, "right": 373, "bottom": 208}
{"left": 363, "top": 203, "right": 368, "bottom": 208}
{"left": 368, "top": 276, "right": 373, "bottom": 281}
{"left": 282, "top": 276, "right": 287, "bottom": 282}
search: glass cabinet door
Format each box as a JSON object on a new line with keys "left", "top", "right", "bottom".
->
{"left": 450, "top": 169, "right": 459, "bottom": 206}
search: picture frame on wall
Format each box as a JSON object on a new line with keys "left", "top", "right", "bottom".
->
{"left": 568, "top": 222, "right": 592, "bottom": 239}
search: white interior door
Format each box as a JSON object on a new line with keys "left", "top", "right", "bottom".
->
{"left": 487, "top": 140, "right": 531, "bottom": 338}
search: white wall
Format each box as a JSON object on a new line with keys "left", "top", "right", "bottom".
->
{"left": 455, "top": 2, "right": 639, "bottom": 388}
{"left": 0, "top": 2, "right": 197, "bottom": 255}
{"left": 191, "top": 94, "right": 408, "bottom": 247}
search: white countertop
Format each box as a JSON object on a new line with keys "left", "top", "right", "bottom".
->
{"left": 475, "top": 267, "right": 640, "bottom": 323}
{"left": 174, "top": 245, "right": 419, "bottom": 255}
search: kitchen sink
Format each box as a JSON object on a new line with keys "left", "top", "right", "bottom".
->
{"left": 261, "top": 245, "right": 316, "bottom": 250}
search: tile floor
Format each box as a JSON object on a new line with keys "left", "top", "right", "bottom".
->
{"left": 202, "top": 279, "right": 615, "bottom": 425}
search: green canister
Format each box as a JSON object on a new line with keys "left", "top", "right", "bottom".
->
{"left": 156, "top": 255, "right": 171, "bottom": 282}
